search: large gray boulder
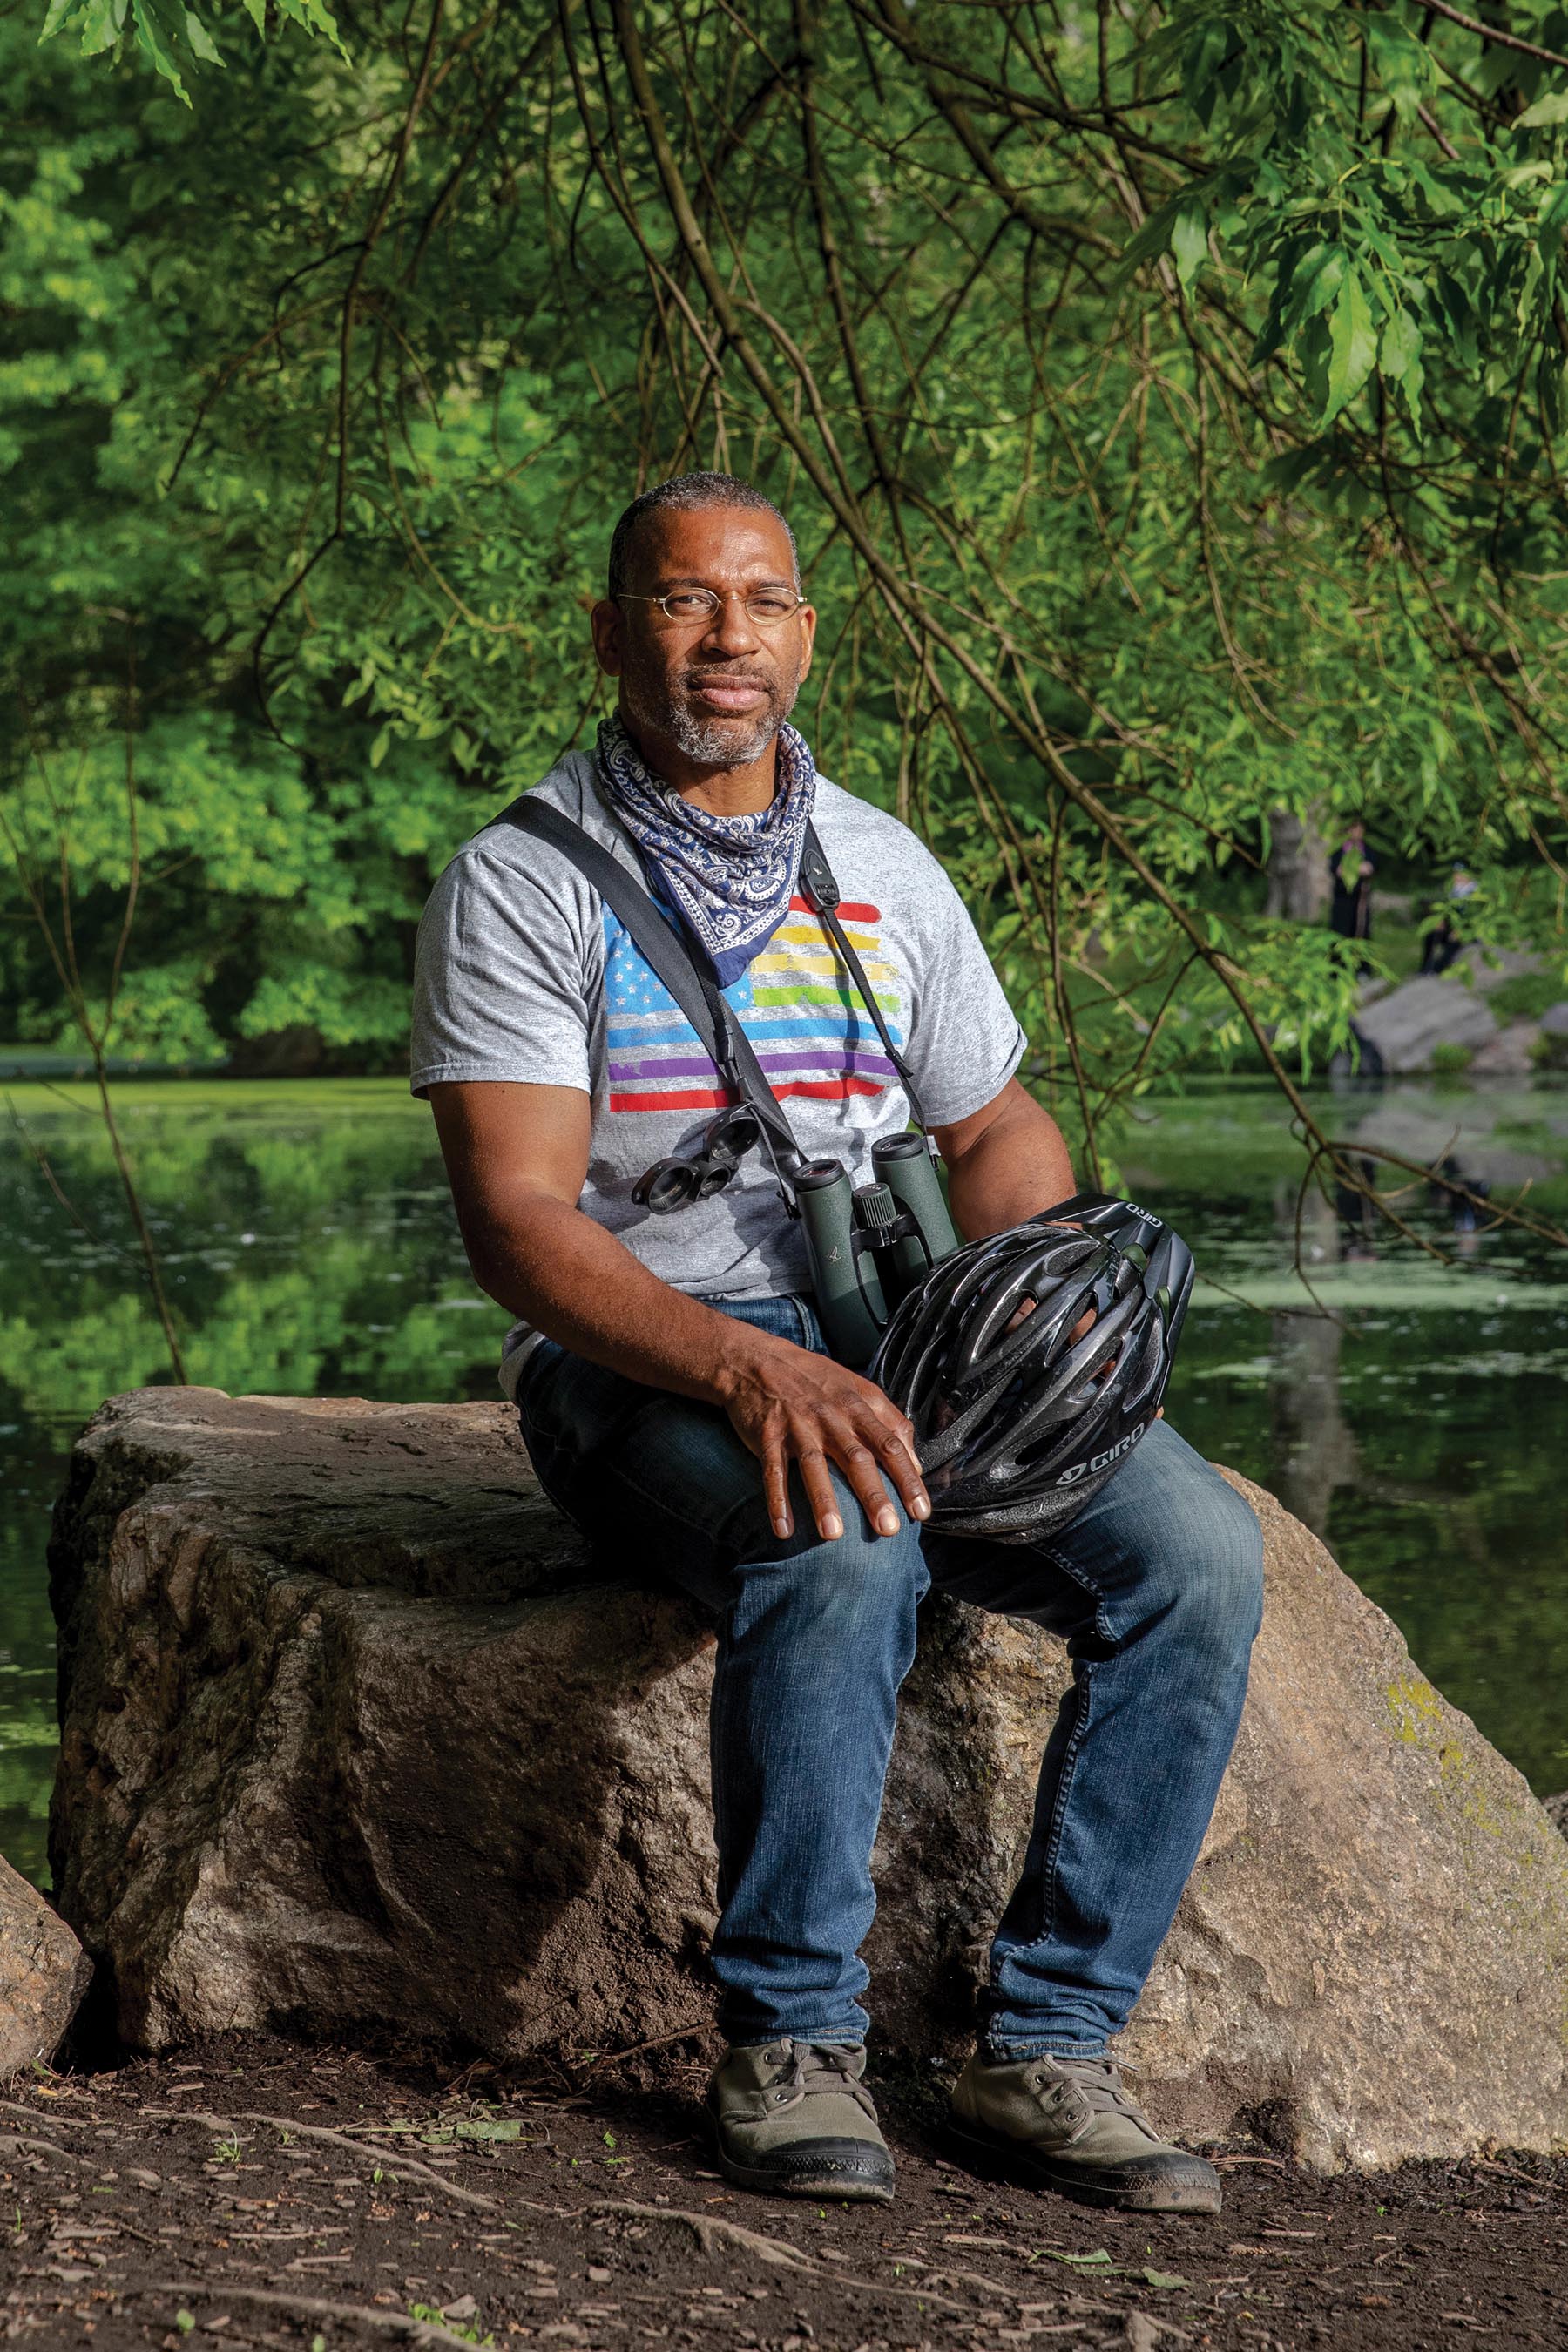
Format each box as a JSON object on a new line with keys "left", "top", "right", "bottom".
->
{"left": 50, "top": 1389, "right": 1568, "bottom": 2172}
{"left": 0, "top": 1853, "right": 91, "bottom": 2078}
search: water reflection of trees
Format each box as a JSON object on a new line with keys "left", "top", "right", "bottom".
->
{"left": 1267, "top": 1182, "right": 1358, "bottom": 1538}
{"left": 1, "top": 1096, "right": 499, "bottom": 1883}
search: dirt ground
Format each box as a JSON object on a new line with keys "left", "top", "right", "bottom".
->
{"left": 2, "top": 2032, "right": 1564, "bottom": 2352}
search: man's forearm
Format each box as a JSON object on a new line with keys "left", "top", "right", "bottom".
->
{"left": 466, "top": 1189, "right": 775, "bottom": 1406}
{"left": 943, "top": 1084, "right": 1077, "bottom": 1242}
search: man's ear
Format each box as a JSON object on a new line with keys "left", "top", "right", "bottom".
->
{"left": 797, "top": 602, "right": 818, "bottom": 683}
{"left": 591, "top": 598, "right": 625, "bottom": 677}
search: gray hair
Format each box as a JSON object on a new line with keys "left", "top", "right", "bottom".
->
{"left": 606, "top": 471, "right": 799, "bottom": 599}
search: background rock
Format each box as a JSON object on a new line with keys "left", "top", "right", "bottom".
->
{"left": 0, "top": 1853, "right": 91, "bottom": 2078}
{"left": 1467, "top": 1019, "right": 1541, "bottom": 1076}
{"left": 1353, "top": 975, "right": 1497, "bottom": 1073}
{"left": 1458, "top": 943, "right": 1544, "bottom": 995}
{"left": 51, "top": 1388, "right": 1568, "bottom": 2172}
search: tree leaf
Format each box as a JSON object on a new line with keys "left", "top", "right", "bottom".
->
{"left": 1365, "top": 15, "right": 1436, "bottom": 123}
{"left": 1171, "top": 197, "right": 1209, "bottom": 292}
{"left": 77, "top": 0, "right": 128, "bottom": 57}
{"left": 1539, "top": 179, "right": 1568, "bottom": 260}
{"left": 1325, "top": 271, "right": 1379, "bottom": 419}
{"left": 1379, "top": 306, "right": 1422, "bottom": 382}
{"left": 183, "top": 7, "right": 222, "bottom": 64}
{"left": 1517, "top": 87, "right": 1568, "bottom": 128}
{"left": 1281, "top": 243, "right": 1348, "bottom": 339}
{"left": 130, "top": 0, "right": 191, "bottom": 98}
{"left": 37, "top": 0, "right": 87, "bottom": 44}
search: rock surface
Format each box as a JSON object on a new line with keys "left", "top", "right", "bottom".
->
{"left": 51, "top": 1389, "right": 1568, "bottom": 2172}
{"left": 1468, "top": 1019, "right": 1541, "bottom": 1076}
{"left": 0, "top": 1853, "right": 91, "bottom": 2078}
{"left": 1354, "top": 974, "right": 1497, "bottom": 1072}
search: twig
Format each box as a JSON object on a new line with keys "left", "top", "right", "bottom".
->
{"left": 1416, "top": 0, "right": 1568, "bottom": 72}
{"left": 0, "top": 2099, "right": 97, "bottom": 2130}
{"left": 577, "top": 2018, "right": 717, "bottom": 2072}
{"left": 1471, "top": 2156, "right": 1560, "bottom": 2194}
{"left": 149, "top": 2283, "right": 490, "bottom": 2349}
{"left": 139, "top": 2109, "right": 498, "bottom": 2211}
{"left": 3, "top": 1095, "right": 108, "bottom": 1247}
{"left": 0, "top": 2133, "right": 80, "bottom": 2166}
{"left": 590, "top": 2199, "right": 814, "bottom": 2270}
{"left": 589, "top": 2200, "right": 969, "bottom": 2310}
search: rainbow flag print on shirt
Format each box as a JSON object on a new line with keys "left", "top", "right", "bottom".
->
{"left": 605, "top": 893, "right": 903, "bottom": 1115}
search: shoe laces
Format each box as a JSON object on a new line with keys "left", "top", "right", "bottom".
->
{"left": 1032, "top": 2053, "right": 1157, "bottom": 2139}
{"left": 764, "top": 2041, "right": 877, "bottom": 2119}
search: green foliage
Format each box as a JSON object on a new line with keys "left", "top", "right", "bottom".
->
{"left": 4, "top": 1, "right": 1568, "bottom": 1148}
{"left": 37, "top": 0, "right": 345, "bottom": 107}
{"left": 409, "top": 2307, "right": 493, "bottom": 2349}
{"left": 1490, "top": 968, "right": 1568, "bottom": 1023}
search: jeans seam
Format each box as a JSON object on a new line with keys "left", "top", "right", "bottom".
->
{"left": 984, "top": 2038, "right": 1110, "bottom": 2060}
{"left": 1020, "top": 1535, "right": 1119, "bottom": 1647}
{"left": 992, "top": 1657, "right": 1096, "bottom": 1994}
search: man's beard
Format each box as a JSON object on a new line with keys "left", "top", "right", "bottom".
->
{"left": 622, "top": 662, "right": 800, "bottom": 769}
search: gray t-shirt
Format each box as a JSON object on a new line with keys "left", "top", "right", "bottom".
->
{"left": 411, "top": 750, "right": 1026, "bottom": 1396}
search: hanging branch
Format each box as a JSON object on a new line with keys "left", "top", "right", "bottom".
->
{"left": 6, "top": 621, "right": 188, "bottom": 1385}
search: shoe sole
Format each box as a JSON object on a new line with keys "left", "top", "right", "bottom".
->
{"left": 945, "top": 2116, "right": 1221, "bottom": 2214}
{"left": 710, "top": 2132, "right": 896, "bottom": 2204}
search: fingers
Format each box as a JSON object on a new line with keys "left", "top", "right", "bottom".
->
{"left": 761, "top": 1427, "right": 794, "bottom": 1542}
{"left": 799, "top": 1402, "right": 930, "bottom": 1542}
{"left": 822, "top": 1425, "right": 900, "bottom": 1539}
{"left": 736, "top": 1358, "right": 929, "bottom": 1545}
{"left": 794, "top": 1444, "right": 847, "bottom": 1543}
{"left": 862, "top": 1415, "right": 930, "bottom": 1524}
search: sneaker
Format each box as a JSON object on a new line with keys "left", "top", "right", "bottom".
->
{"left": 706, "top": 2039, "right": 895, "bottom": 2202}
{"left": 948, "top": 2050, "right": 1220, "bottom": 2213}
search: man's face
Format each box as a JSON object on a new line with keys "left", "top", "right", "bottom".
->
{"left": 591, "top": 504, "right": 816, "bottom": 772}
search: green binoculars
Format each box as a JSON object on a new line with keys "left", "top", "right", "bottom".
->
{"left": 795, "top": 1132, "right": 959, "bottom": 1369}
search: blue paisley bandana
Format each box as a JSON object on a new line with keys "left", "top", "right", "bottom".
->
{"left": 594, "top": 713, "right": 817, "bottom": 988}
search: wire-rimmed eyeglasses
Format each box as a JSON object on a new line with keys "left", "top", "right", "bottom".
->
{"left": 617, "top": 586, "right": 808, "bottom": 627}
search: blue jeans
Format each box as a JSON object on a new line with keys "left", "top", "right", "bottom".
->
{"left": 517, "top": 1294, "right": 1263, "bottom": 2058}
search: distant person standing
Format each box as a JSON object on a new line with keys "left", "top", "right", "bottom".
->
{"left": 1420, "top": 862, "right": 1476, "bottom": 977}
{"left": 1329, "top": 818, "right": 1375, "bottom": 973}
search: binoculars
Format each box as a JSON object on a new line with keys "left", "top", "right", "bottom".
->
{"left": 795, "top": 1132, "right": 959, "bottom": 1369}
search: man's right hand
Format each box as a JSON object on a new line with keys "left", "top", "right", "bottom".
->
{"left": 713, "top": 1331, "right": 930, "bottom": 1544}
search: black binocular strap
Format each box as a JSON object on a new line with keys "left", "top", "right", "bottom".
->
{"left": 490, "top": 797, "right": 805, "bottom": 1180}
{"left": 799, "top": 822, "right": 935, "bottom": 1139}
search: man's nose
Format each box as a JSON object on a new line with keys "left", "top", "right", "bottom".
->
{"left": 700, "top": 593, "right": 764, "bottom": 656}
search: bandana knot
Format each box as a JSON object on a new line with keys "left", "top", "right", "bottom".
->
{"left": 593, "top": 713, "right": 816, "bottom": 987}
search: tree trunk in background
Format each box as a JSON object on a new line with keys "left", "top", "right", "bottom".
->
{"left": 1266, "top": 805, "right": 1331, "bottom": 921}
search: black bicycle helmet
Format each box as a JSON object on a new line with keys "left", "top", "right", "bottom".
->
{"left": 869, "top": 1192, "right": 1194, "bottom": 1540}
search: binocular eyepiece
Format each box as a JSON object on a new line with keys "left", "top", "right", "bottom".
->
{"left": 795, "top": 1132, "right": 959, "bottom": 1368}
{"left": 632, "top": 1104, "right": 765, "bottom": 1214}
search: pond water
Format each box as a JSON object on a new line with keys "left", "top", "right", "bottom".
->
{"left": 3, "top": 1075, "right": 1566, "bottom": 1889}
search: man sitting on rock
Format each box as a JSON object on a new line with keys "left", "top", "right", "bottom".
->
{"left": 412, "top": 472, "right": 1264, "bottom": 2216}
